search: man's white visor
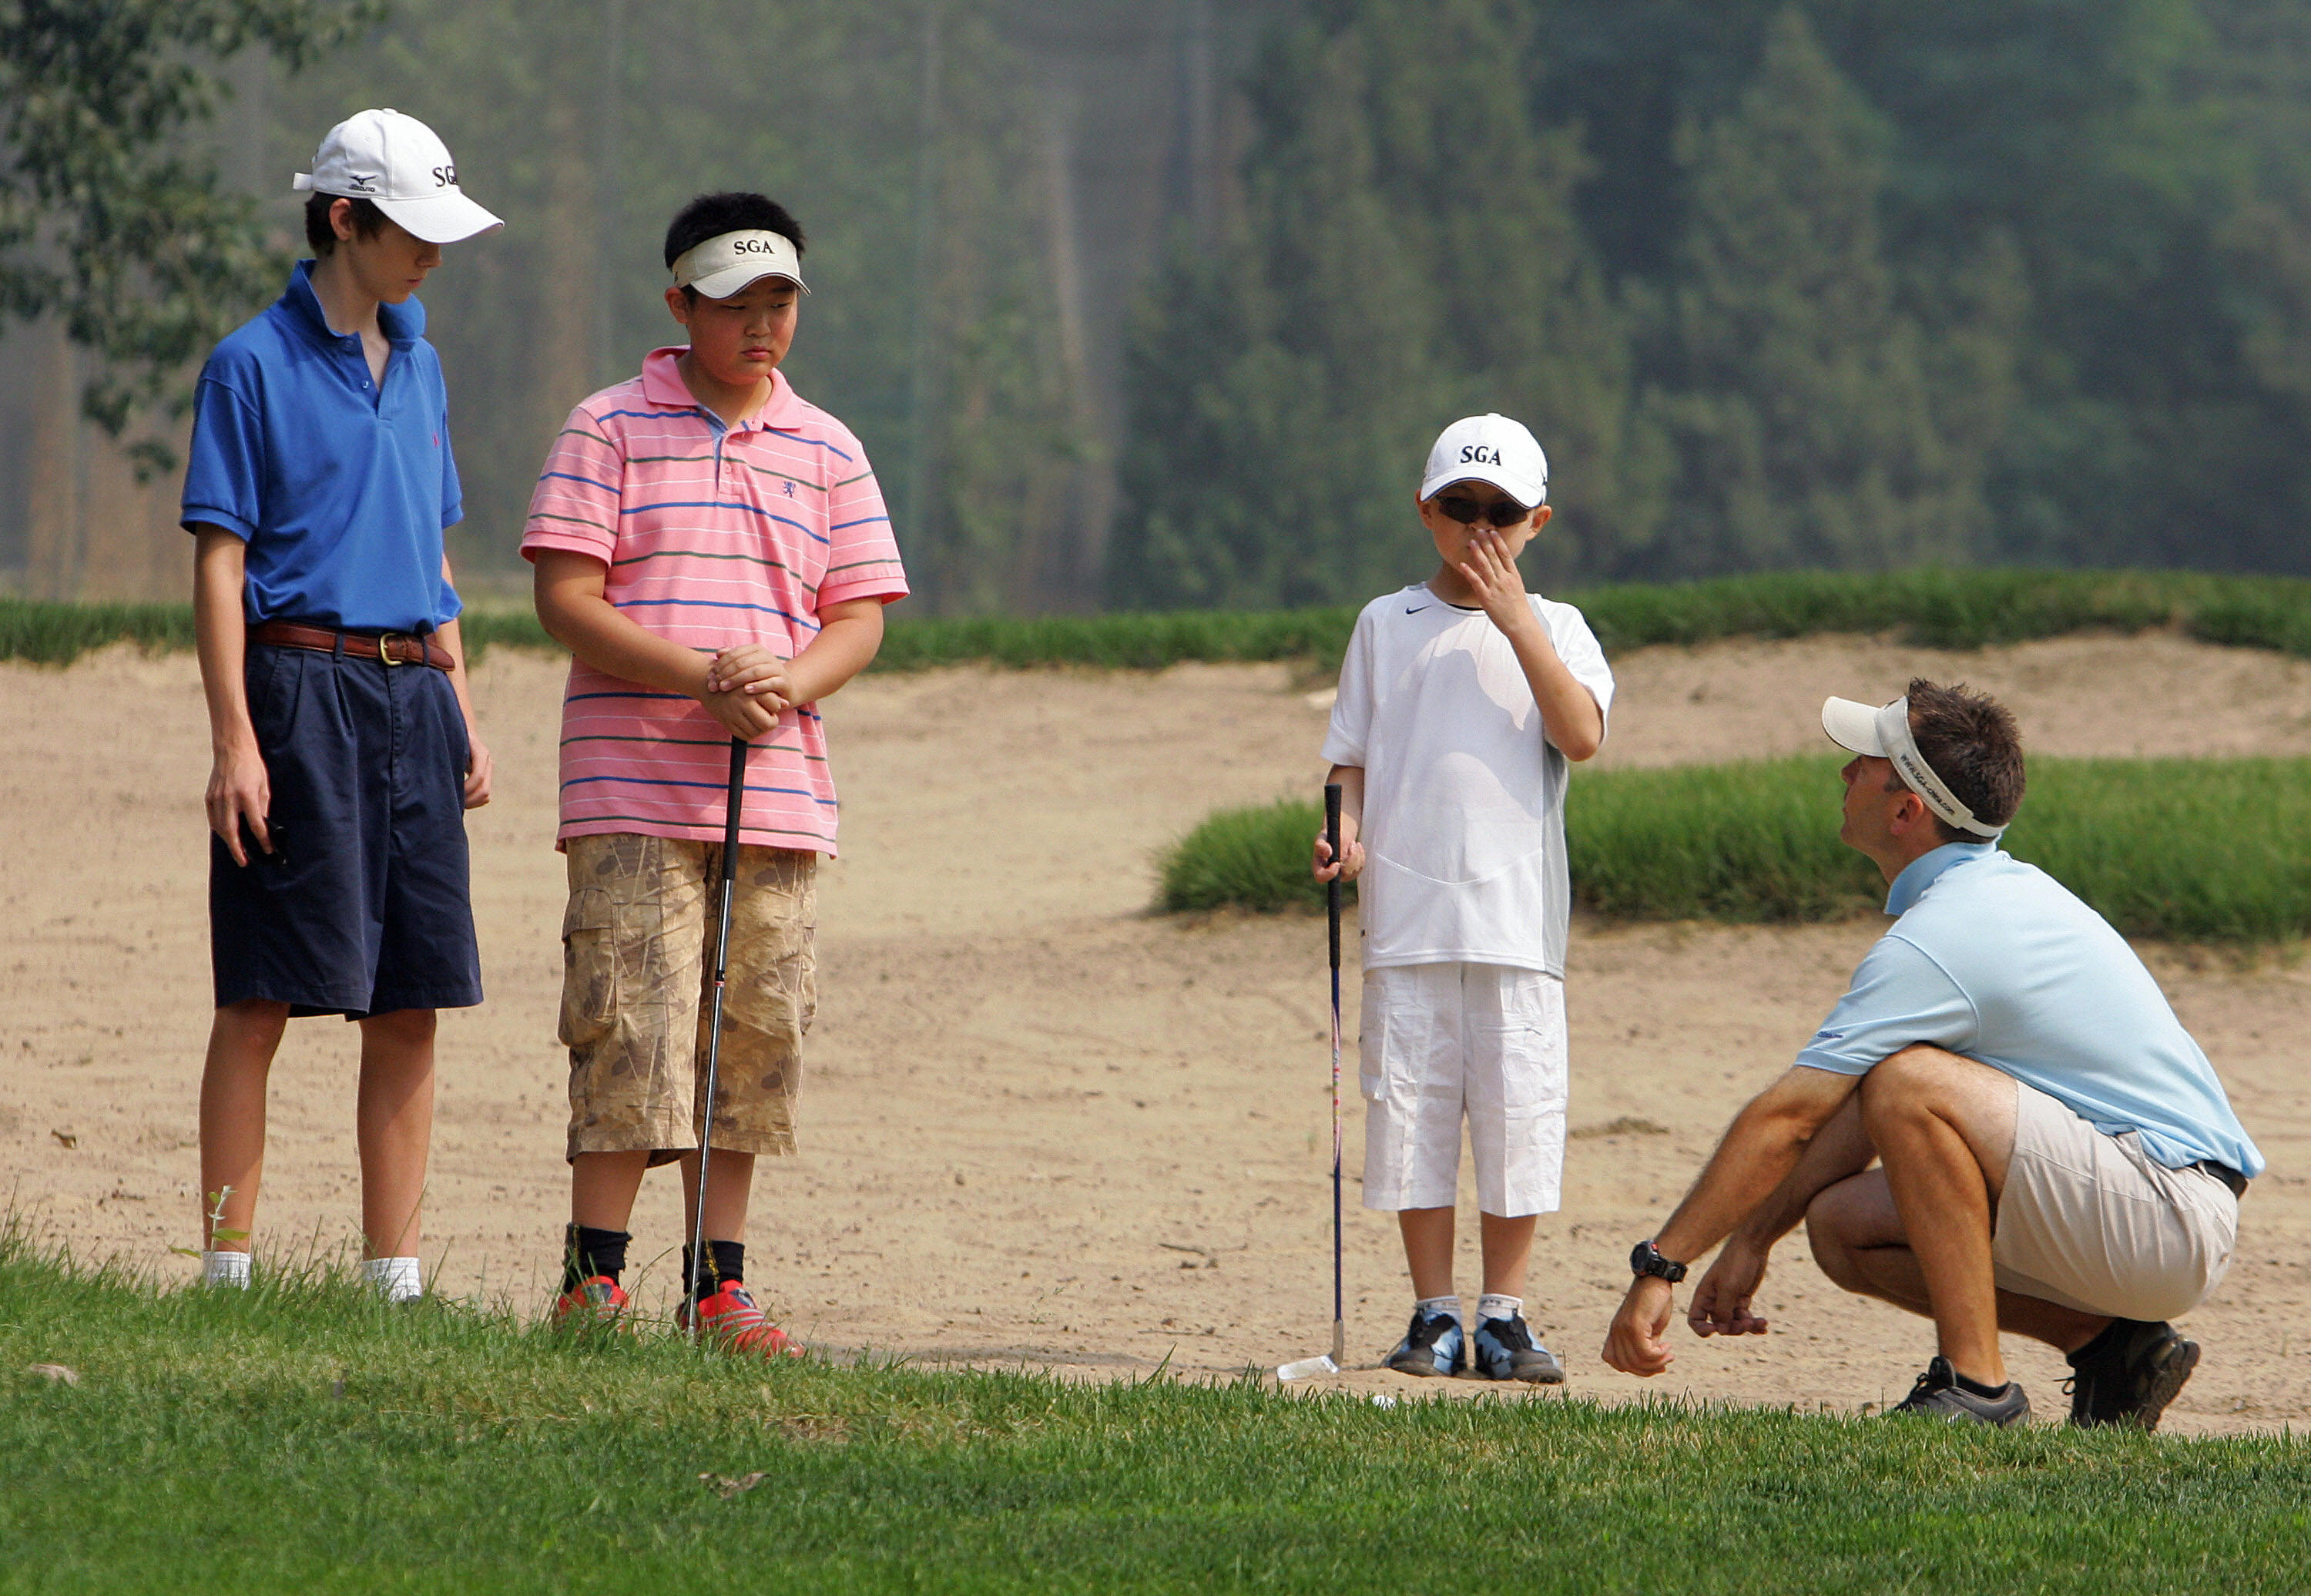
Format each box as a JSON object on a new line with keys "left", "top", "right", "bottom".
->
{"left": 1822, "top": 696, "right": 2005, "bottom": 839}
{"left": 672, "top": 230, "right": 810, "bottom": 299}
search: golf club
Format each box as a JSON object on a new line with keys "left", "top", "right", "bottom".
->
{"left": 1279, "top": 781, "right": 1347, "bottom": 1382}
{"left": 686, "top": 734, "right": 749, "bottom": 1340}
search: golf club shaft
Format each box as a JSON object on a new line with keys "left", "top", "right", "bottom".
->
{"left": 1326, "top": 782, "right": 1343, "bottom": 1363}
{"left": 686, "top": 736, "right": 750, "bottom": 1337}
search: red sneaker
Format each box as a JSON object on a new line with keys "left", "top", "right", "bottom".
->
{"left": 552, "top": 1275, "right": 629, "bottom": 1329}
{"left": 679, "top": 1282, "right": 804, "bottom": 1359}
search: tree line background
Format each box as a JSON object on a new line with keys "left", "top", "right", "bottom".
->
{"left": 6, "top": 0, "right": 2311, "bottom": 612}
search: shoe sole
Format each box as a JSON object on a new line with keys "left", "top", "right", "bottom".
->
{"left": 1384, "top": 1354, "right": 1459, "bottom": 1377}
{"left": 1494, "top": 1363, "right": 1566, "bottom": 1385}
{"left": 2125, "top": 1338, "right": 2199, "bottom": 1433}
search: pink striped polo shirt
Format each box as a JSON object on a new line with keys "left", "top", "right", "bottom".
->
{"left": 520, "top": 347, "right": 908, "bottom": 853}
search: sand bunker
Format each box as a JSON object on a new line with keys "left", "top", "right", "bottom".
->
{"left": 5, "top": 629, "right": 2306, "bottom": 1432}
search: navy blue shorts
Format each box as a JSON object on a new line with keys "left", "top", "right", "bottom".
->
{"left": 210, "top": 639, "right": 483, "bottom": 1018}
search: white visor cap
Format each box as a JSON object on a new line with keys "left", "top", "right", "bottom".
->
{"left": 671, "top": 230, "right": 810, "bottom": 299}
{"left": 1420, "top": 413, "right": 1548, "bottom": 508}
{"left": 1822, "top": 696, "right": 2007, "bottom": 839}
{"left": 293, "top": 109, "right": 502, "bottom": 245}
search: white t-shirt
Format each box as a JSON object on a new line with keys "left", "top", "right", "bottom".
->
{"left": 1321, "top": 584, "right": 1615, "bottom": 977}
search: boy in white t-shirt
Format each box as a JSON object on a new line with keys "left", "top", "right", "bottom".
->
{"left": 1313, "top": 413, "right": 1615, "bottom": 1382}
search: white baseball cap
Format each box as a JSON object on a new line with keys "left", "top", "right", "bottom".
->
{"left": 670, "top": 230, "right": 810, "bottom": 299}
{"left": 1822, "top": 696, "right": 2007, "bottom": 838}
{"left": 293, "top": 109, "right": 502, "bottom": 245}
{"left": 1420, "top": 414, "right": 1549, "bottom": 508}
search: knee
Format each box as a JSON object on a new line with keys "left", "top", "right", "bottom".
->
{"left": 216, "top": 998, "right": 290, "bottom": 1048}
{"left": 1857, "top": 1044, "right": 1958, "bottom": 1126}
{"left": 1804, "top": 1188, "right": 1865, "bottom": 1289}
{"left": 363, "top": 1008, "right": 438, "bottom": 1045}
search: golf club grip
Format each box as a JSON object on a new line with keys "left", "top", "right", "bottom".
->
{"left": 1324, "top": 783, "right": 1343, "bottom": 970}
{"left": 720, "top": 738, "right": 748, "bottom": 863}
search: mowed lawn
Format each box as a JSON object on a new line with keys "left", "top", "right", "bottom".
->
{"left": 4, "top": 1239, "right": 2308, "bottom": 1593}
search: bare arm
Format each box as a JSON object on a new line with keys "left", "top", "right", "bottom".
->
{"left": 532, "top": 548, "right": 773, "bottom": 741}
{"left": 1601, "top": 1065, "right": 1859, "bottom": 1376}
{"left": 194, "top": 526, "right": 269, "bottom": 866}
{"left": 1313, "top": 763, "right": 1367, "bottom": 882}
{"left": 435, "top": 555, "right": 491, "bottom": 807}
{"left": 1684, "top": 1092, "right": 1876, "bottom": 1340}
{"left": 1456, "top": 528, "right": 1604, "bottom": 760}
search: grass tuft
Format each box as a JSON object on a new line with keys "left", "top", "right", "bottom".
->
{"left": 5, "top": 1234, "right": 2310, "bottom": 1591}
{"left": 14, "top": 567, "right": 2311, "bottom": 670}
{"left": 1162, "top": 756, "right": 2311, "bottom": 942}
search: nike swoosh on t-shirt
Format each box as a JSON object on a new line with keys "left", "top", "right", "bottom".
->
{"left": 1404, "top": 605, "right": 1429, "bottom": 614}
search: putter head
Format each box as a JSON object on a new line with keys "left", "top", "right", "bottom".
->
{"left": 1276, "top": 1354, "right": 1340, "bottom": 1382}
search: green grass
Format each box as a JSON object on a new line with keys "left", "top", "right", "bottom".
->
{"left": 5, "top": 1238, "right": 2309, "bottom": 1593}
{"left": 1160, "top": 756, "right": 2311, "bottom": 942}
{"left": 12, "top": 567, "right": 2311, "bottom": 669}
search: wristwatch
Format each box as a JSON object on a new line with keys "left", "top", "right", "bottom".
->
{"left": 1630, "top": 1238, "right": 1688, "bottom": 1283}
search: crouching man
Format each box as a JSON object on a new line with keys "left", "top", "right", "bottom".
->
{"left": 1602, "top": 680, "right": 2260, "bottom": 1427}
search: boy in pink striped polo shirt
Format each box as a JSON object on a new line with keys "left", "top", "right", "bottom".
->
{"left": 522, "top": 192, "right": 907, "bottom": 1354}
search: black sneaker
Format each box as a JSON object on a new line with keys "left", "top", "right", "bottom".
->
{"left": 1383, "top": 1307, "right": 1465, "bottom": 1376}
{"left": 1469, "top": 1312, "right": 1565, "bottom": 1383}
{"left": 2064, "top": 1319, "right": 2199, "bottom": 1430}
{"left": 1889, "top": 1356, "right": 2031, "bottom": 1426}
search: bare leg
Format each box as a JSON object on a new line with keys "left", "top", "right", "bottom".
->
{"left": 1809, "top": 1166, "right": 2110, "bottom": 1355}
{"left": 570, "top": 1150, "right": 652, "bottom": 1232}
{"left": 355, "top": 1008, "right": 436, "bottom": 1259}
{"left": 198, "top": 999, "right": 290, "bottom": 1252}
{"left": 680, "top": 1148, "right": 757, "bottom": 1252}
{"left": 1478, "top": 1212, "right": 1538, "bottom": 1298}
{"left": 1398, "top": 1207, "right": 1454, "bottom": 1300}
{"left": 1855, "top": 1045, "right": 2024, "bottom": 1386}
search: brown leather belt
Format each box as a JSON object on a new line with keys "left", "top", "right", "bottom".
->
{"left": 250, "top": 620, "right": 453, "bottom": 671}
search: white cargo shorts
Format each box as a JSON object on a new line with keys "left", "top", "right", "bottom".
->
{"left": 1359, "top": 962, "right": 1568, "bottom": 1218}
{"left": 1993, "top": 1078, "right": 2240, "bottom": 1322}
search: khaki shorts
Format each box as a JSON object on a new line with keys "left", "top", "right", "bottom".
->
{"left": 559, "top": 833, "right": 817, "bottom": 1163}
{"left": 1992, "top": 1077, "right": 2239, "bottom": 1322}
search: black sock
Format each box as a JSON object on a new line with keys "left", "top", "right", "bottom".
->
{"left": 562, "top": 1224, "right": 630, "bottom": 1295}
{"left": 1953, "top": 1369, "right": 2011, "bottom": 1399}
{"left": 2067, "top": 1317, "right": 2148, "bottom": 1367}
{"left": 683, "top": 1239, "right": 746, "bottom": 1299}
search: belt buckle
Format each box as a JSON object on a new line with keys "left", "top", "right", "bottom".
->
{"left": 377, "top": 631, "right": 406, "bottom": 667}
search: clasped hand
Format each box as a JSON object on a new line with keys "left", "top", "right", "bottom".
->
{"left": 698, "top": 645, "right": 793, "bottom": 739}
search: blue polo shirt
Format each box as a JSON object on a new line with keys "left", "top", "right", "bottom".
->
{"left": 182, "top": 260, "right": 464, "bottom": 632}
{"left": 1796, "top": 843, "right": 2262, "bottom": 1176}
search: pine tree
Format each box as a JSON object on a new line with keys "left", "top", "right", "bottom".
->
{"left": 1110, "top": 0, "right": 1651, "bottom": 609}
{"left": 1652, "top": 6, "right": 2007, "bottom": 575}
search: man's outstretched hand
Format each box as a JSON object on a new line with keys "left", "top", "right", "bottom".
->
{"left": 1688, "top": 1241, "right": 1773, "bottom": 1339}
{"left": 1601, "top": 1276, "right": 1678, "bottom": 1376}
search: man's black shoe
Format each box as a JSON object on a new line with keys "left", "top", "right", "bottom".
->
{"left": 2064, "top": 1319, "right": 2199, "bottom": 1430}
{"left": 1889, "top": 1356, "right": 2031, "bottom": 1427}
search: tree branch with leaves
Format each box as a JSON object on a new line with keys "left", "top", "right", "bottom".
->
{"left": 0, "top": 0, "right": 382, "bottom": 472}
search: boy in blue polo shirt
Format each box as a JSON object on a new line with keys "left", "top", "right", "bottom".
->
{"left": 182, "top": 110, "right": 501, "bottom": 1301}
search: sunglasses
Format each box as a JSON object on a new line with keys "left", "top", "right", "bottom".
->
{"left": 1436, "top": 494, "right": 1531, "bottom": 528}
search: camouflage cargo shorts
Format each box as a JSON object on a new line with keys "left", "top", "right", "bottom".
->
{"left": 559, "top": 833, "right": 817, "bottom": 1162}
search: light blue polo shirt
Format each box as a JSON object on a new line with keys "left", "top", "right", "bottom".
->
{"left": 1797, "top": 843, "right": 2262, "bottom": 1176}
{"left": 181, "top": 260, "right": 463, "bottom": 632}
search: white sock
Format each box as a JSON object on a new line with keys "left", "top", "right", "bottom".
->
{"left": 202, "top": 1250, "right": 251, "bottom": 1289}
{"left": 1414, "top": 1294, "right": 1462, "bottom": 1325}
{"left": 362, "top": 1256, "right": 424, "bottom": 1303}
{"left": 1478, "top": 1293, "right": 1522, "bottom": 1323}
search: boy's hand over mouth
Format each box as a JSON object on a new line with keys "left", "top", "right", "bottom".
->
{"left": 1455, "top": 527, "right": 1542, "bottom": 645}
